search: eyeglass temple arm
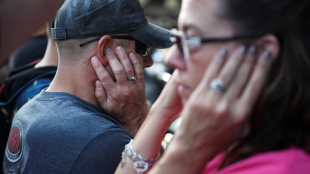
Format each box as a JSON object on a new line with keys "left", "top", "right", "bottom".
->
{"left": 79, "top": 36, "right": 135, "bottom": 47}
{"left": 199, "top": 35, "right": 260, "bottom": 44}
{"left": 79, "top": 38, "right": 100, "bottom": 47}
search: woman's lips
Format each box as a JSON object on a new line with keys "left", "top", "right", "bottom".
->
{"left": 177, "top": 84, "right": 191, "bottom": 95}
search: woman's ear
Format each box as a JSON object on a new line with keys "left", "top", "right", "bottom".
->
{"left": 256, "top": 34, "right": 280, "bottom": 60}
{"left": 97, "top": 35, "right": 113, "bottom": 66}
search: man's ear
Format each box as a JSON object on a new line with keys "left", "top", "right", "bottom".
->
{"left": 97, "top": 35, "right": 113, "bottom": 66}
{"left": 256, "top": 34, "right": 280, "bottom": 60}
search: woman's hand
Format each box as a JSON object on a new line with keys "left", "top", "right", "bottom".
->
{"left": 151, "top": 45, "right": 274, "bottom": 174}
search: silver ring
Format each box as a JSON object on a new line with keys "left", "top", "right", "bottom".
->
{"left": 128, "top": 76, "right": 136, "bottom": 81}
{"left": 210, "top": 79, "right": 226, "bottom": 93}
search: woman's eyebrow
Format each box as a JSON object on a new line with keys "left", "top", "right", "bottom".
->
{"left": 183, "top": 24, "right": 204, "bottom": 36}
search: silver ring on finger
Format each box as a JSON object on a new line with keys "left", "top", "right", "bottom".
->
{"left": 128, "top": 76, "right": 136, "bottom": 81}
{"left": 210, "top": 79, "right": 226, "bottom": 93}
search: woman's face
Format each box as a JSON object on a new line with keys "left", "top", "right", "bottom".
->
{"left": 165, "top": 0, "right": 241, "bottom": 104}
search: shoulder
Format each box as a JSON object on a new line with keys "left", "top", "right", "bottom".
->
{"left": 70, "top": 127, "right": 131, "bottom": 174}
{"left": 203, "top": 147, "right": 310, "bottom": 174}
{"left": 82, "top": 126, "right": 132, "bottom": 156}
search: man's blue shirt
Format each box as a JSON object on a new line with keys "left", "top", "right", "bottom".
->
{"left": 3, "top": 91, "right": 132, "bottom": 174}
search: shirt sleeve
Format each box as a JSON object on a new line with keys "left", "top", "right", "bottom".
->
{"left": 70, "top": 127, "right": 132, "bottom": 174}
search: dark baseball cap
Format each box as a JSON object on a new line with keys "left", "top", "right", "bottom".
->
{"left": 51, "top": 0, "right": 172, "bottom": 48}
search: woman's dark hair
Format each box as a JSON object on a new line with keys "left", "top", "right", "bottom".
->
{"left": 218, "top": 0, "right": 310, "bottom": 168}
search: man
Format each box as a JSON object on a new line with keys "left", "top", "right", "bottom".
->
{"left": 0, "top": 23, "right": 58, "bottom": 121}
{"left": 3, "top": 0, "right": 172, "bottom": 173}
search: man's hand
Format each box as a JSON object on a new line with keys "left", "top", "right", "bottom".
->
{"left": 91, "top": 47, "right": 147, "bottom": 136}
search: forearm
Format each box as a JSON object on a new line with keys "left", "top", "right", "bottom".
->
{"left": 115, "top": 107, "right": 174, "bottom": 174}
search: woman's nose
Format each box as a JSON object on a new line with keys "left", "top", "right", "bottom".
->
{"left": 164, "top": 45, "right": 186, "bottom": 70}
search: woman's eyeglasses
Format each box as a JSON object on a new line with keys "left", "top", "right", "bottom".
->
{"left": 170, "top": 29, "right": 258, "bottom": 60}
{"left": 79, "top": 36, "right": 150, "bottom": 56}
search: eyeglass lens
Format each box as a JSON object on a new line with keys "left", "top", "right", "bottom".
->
{"left": 135, "top": 40, "right": 149, "bottom": 56}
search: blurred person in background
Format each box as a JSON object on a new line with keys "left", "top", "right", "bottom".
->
{"left": 12, "top": 29, "right": 48, "bottom": 70}
{"left": 0, "top": 22, "right": 58, "bottom": 123}
{"left": 0, "top": 26, "right": 48, "bottom": 87}
{"left": 0, "top": 0, "right": 64, "bottom": 65}
{"left": 3, "top": 0, "right": 172, "bottom": 173}
{"left": 93, "top": 0, "right": 310, "bottom": 173}
{"left": 0, "top": 0, "right": 63, "bottom": 172}
{"left": 0, "top": 22, "right": 58, "bottom": 173}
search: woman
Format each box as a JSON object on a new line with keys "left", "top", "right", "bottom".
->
{"left": 94, "top": 0, "right": 310, "bottom": 173}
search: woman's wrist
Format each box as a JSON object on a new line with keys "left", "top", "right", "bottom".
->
{"left": 149, "top": 103, "right": 179, "bottom": 123}
{"left": 150, "top": 137, "right": 217, "bottom": 174}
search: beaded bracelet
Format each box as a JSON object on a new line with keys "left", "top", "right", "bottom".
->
{"left": 120, "top": 140, "right": 160, "bottom": 174}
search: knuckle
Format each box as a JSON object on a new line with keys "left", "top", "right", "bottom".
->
{"left": 121, "top": 87, "right": 132, "bottom": 96}
{"left": 114, "top": 69, "right": 125, "bottom": 76}
{"left": 189, "top": 101, "right": 201, "bottom": 111}
{"left": 232, "top": 107, "right": 249, "bottom": 124}
{"left": 214, "top": 102, "right": 229, "bottom": 121}
{"left": 126, "top": 68, "right": 134, "bottom": 76}
{"left": 109, "top": 91, "right": 121, "bottom": 100}
{"left": 99, "top": 74, "right": 110, "bottom": 82}
{"left": 190, "top": 101, "right": 211, "bottom": 113}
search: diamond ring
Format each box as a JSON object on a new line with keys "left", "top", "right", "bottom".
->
{"left": 210, "top": 79, "right": 226, "bottom": 93}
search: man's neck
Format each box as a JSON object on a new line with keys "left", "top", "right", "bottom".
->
{"left": 46, "top": 58, "right": 99, "bottom": 107}
{"left": 46, "top": 55, "right": 142, "bottom": 137}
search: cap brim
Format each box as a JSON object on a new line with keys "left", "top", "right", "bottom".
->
{"left": 127, "top": 23, "right": 172, "bottom": 49}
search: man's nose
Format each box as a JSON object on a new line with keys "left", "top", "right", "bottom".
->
{"left": 143, "top": 53, "right": 154, "bottom": 68}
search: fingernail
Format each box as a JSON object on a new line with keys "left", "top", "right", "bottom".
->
{"left": 95, "top": 81, "right": 101, "bottom": 89}
{"left": 116, "top": 46, "right": 123, "bottom": 53}
{"left": 249, "top": 44, "right": 256, "bottom": 55}
{"left": 91, "top": 56, "right": 98, "bottom": 63}
{"left": 239, "top": 45, "right": 246, "bottom": 54}
{"left": 129, "top": 53, "right": 136, "bottom": 58}
{"left": 218, "top": 47, "right": 227, "bottom": 58}
{"left": 262, "top": 50, "right": 271, "bottom": 60}
{"left": 106, "top": 48, "right": 112, "bottom": 54}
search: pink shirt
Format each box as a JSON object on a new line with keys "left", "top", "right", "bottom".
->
{"left": 203, "top": 147, "right": 310, "bottom": 174}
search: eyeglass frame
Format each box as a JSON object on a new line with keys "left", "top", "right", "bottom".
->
{"left": 170, "top": 29, "right": 260, "bottom": 60}
{"left": 79, "top": 35, "right": 150, "bottom": 56}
